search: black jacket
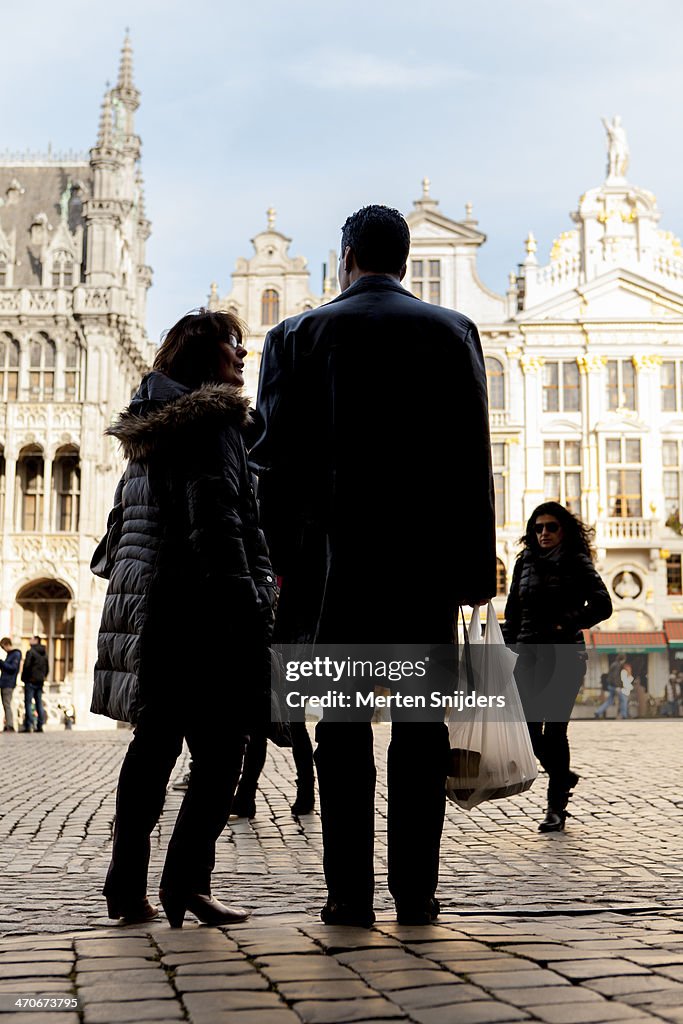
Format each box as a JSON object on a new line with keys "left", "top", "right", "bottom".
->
{"left": 21, "top": 645, "right": 48, "bottom": 685}
{"left": 91, "top": 372, "right": 275, "bottom": 724}
{"left": 503, "top": 548, "right": 612, "bottom": 645}
{"left": 0, "top": 649, "right": 22, "bottom": 688}
{"left": 251, "top": 275, "right": 497, "bottom": 643}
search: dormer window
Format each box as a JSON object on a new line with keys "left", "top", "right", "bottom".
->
{"left": 52, "top": 250, "right": 74, "bottom": 288}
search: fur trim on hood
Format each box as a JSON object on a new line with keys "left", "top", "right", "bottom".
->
{"left": 107, "top": 372, "right": 252, "bottom": 460}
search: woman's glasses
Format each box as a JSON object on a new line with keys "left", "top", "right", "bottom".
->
{"left": 534, "top": 522, "right": 560, "bottom": 534}
{"left": 227, "top": 335, "right": 240, "bottom": 350}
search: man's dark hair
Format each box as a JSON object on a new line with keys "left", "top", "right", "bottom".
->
{"left": 341, "top": 205, "right": 410, "bottom": 274}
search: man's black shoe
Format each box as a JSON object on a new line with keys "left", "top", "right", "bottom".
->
{"left": 396, "top": 897, "right": 440, "bottom": 926}
{"left": 320, "top": 901, "right": 375, "bottom": 928}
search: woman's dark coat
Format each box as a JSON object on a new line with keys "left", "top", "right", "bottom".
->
{"left": 0, "top": 649, "right": 21, "bottom": 688}
{"left": 503, "top": 548, "right": 613, "bottom": 646}
{"left": 91, "top": 371, "right": 275, "bottom": 724}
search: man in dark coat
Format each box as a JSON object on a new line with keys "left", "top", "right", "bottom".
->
{"left": 252, "top": 204, "right": 496, "bottom": 926}
{"left": 21, "top": 636, "right": 49, "bottom": 733}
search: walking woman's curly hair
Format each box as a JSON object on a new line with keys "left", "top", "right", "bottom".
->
{"left": 518, "top": 501, "right": 596, "bottom": 562}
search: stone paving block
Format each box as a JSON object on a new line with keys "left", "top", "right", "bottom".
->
{"left": 161, "top": 950, "right": 244, "bottom": 967}
{"left": 260, "top": 959, "right": 357, "bottom": 982}
{"left": 336, "top": 949, "right": 425, "bottom": 968}
{"left": 375, "top": 924, "right": 468, "bottom": 942}
{"left": 78, "top": 983, "right": 174, "bottom": 1003}
{"left": 0, "top": 981, "right": 72, "bottom": 995}
{"left": 363, "top": 970, "right": 458, "bottom": 991}
{"left": 75, "top": 939, "right": 154, "bottom": 957}
{"left": 77, "top": 968, "right": 162, "bottom": 987}
{"left": 181, "top": 990, "right": 284, "bottom": 1012}
{"left": 471, "top": 969, "right": 570, "bottom": 989}
{"left": 438, "top": 957, "right": 543, "bottom": 973}
{"left": 389, "top": 981, "right": 488, "bottom": 1010}
{"left": 550, "top": 959, "right": 653, "bottom": 980}
{"left": 584, "top": 974, "right": 683, "bottom": 997}
{"left": 174, "top": 959, "right": 255, "bottom": 976}
{"left": 502, "top": 986, "right": 608, "bottom": 1007}
{"left": 0, "top": 1016, "right": 79, "bottom": 1024}
{"left": 619, "top": 985, "right": 683, "bottom": 1007}
{"left": 624, "top": 951, "right": 683, "bottom": 966}
{"left": 154, "top": 932, "right": 238, "bottom": 955}
{"left": 655, "top": 964, "right": 683, "bottom": 980}
{"left": 404, "top": 940, "right": 493, "bottom": 957}
{"left": 499, "top": 945, "right": 608, "bottom": 961}
{"left": 409, "top": 1001, "right": 530, "bottom": 1024}
{"left": 0, "top": 951, "right": 75, "bottom": 964}
{"left": 182, "top": 1009, "right": 301, "bottom": 1024}
{"left": 647, "top": 1010, "right": 683, "bottom": 1024}
{"left": 274, "top": 979, "right": 382, "bottom": 1001}
{"left": 529, "top": 1001, "right": 657, "bottom": 1023}
{"left": 77, "top": 957, "right": 158, "bottom": 972}
{"left": 82, "top": 1000, "right": 184, "bottom": 1023}
{"left": 292, "top": 996, "right": 405, "bottom": 1022}
{"left": 174, "top": 973, "right": 270, "bottom": 993}
{"left": 302, "top": 928, "right": 401, "bottom": 953}
{"left": 0, "top": 963, "right": 73, "bottom": 980}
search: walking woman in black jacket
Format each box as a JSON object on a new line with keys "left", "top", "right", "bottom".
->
{"left": 504, "top": 502, "right": 612, "bottom": 832}
{"left": 91, "top": 309, "right": 276, "bottom": 926}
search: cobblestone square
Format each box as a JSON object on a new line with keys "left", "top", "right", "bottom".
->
{"left": 1, "top": 720, "right": 682, "bottom": 1023}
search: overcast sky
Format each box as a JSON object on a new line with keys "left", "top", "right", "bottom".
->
{"left": 2, "top": 0, "right": 683, "bottom": 344}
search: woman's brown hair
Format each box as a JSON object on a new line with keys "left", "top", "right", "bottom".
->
{"left": 153, "top": 308, "right": 246, "bottom": 389}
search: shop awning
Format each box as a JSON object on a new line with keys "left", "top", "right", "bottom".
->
{"left": 663, "top": 620, "right": 683, "bottom": 647}
{"left": 588, "top": 631, "right": 668, "bottom": 653}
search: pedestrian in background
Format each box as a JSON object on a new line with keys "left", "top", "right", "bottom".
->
{"left": 252, "top": 205, "right": 496, "bottom": 927}
{"left": 91, "top": 308, "right": 275, "bottom": 928}
{"left": 504, "top": 502, "right": 612, "bottom": 832}
{"left": 21, "top": 636, "right": 49, "bottom": 733}
{"left": 0, "top": 637, "right": 22, "bottom": 732}
{"left": 595, "top": 655, "right": 628, "bottom": 719}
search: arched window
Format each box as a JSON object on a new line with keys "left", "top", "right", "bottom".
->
{"left": 0, "top": 333, "right": 19, "bottom": 401}
{"left": 16, "top": 446, "right": 45, "bottom": 531}
{"left": 29, "top": 334, "right": 55, "bottom": 400}
{"left": 15, "top": 580, "right": 74, "bottom": 684}
{"left": 261, "top": 289, "right": 280, "bottom": 326}
{"left": 53, "top": 446, "right": 80, "bottom": 532}
{"left": 64, "top": 340, "right": 81, "bottom": 401}
{"left": 496, "top": 558, "right": 507, "bottom": 596}
{"left": 51, "top": 250, "right": 74, "bottom": 288}
{"left": 485, "top": 357, "right": 505, "bottom": 411}
{"left": 0, "top": 251, "right": 8, "bottom": 287}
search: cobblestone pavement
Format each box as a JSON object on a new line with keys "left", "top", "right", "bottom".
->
{"left": 1, "top": 721, "right": 682, "bottom": 1023}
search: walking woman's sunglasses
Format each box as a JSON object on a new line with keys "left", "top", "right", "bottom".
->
{"left": 534, "top": 522, "right": 560, "bottom": 534}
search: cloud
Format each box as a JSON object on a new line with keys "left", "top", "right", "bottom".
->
{"left": 289, "top": 49, "right": 477, "bottom": 91}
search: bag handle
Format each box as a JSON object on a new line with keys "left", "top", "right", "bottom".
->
{"left": 459, "top": 606, "right": 475, "bottom": 692}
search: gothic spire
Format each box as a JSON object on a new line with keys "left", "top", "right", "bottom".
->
{"left": 96, "top": 86, "right": 114, "bottom": 149}
{"left": 113, "top": 31, "right": 140, "bottom": 112}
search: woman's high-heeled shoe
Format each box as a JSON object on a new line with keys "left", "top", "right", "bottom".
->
{"left": 106, "top": 896, "right": 158, "bottom": 924}
{"left": 159, "top": 890, "right": 250, "bottom": 928}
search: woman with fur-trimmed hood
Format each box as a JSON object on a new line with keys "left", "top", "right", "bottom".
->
{"left": 91, "top": 309, "right": 276, "bottom": 929}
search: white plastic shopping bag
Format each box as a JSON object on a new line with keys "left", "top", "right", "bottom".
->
{"left": 446, "top": 602, "right": 538, "bottom": 810}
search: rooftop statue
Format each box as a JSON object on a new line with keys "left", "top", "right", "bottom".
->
{"left": 601, "top": 114, "right": 629, "bottom": 181}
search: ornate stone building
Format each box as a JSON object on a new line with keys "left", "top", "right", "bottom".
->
{"left": 214, "top": 123, "right": 683, "bottom": 700}
{"left": 208, "top": 208, "right": 338, "bottom": 395}
{"left": 0, "top": 36, "right": 154, "bottom": 727}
